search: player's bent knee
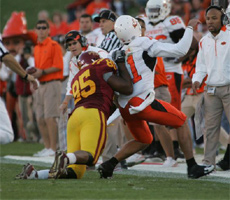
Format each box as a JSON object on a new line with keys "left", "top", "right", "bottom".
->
{"left": 138, "top": 135, "right": 153, "bottom": 145}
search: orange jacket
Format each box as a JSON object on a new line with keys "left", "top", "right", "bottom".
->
{"left": 34, "top": 37, "right": 63, "bottom": 82}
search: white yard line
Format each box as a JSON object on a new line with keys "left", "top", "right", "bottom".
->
{"left": 3, "top": 154, "right": 229, "bottom": 182}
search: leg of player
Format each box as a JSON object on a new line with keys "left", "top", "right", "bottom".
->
{"left": 48, "top": 150, "right": 94, "bottom": 179}
{"left": 98, "top": 139, "right": 149, "bottom": 179}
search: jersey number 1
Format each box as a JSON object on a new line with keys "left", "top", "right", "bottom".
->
{"left": 127, "top": 55, "right": 142, "bottom": 84}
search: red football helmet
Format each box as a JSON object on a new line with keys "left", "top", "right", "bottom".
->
{"left": 77, "top": 51, "right": 101, "bottom": 69}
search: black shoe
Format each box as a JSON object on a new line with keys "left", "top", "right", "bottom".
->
{"left": 98, "top": 160, "right": 115, "bottom": 179}
{"left": 188, "top": 164, "right": 214, "bottom": 179}
{"left": 150, "top": 151, "right": 166, "bottom": 162}
{"left": 174, "top": 148, "right": 185, "bottom": 162}
{"left": 216, "top": 159, "right": 230, "bottom": 171}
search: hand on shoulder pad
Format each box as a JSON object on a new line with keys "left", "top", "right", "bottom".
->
{"left": 112, "top": 50, "right": 126, "bottom": 63}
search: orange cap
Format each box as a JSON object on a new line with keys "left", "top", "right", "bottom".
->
{"left": 2, "top": 12, "right": 37, "bottom": 44}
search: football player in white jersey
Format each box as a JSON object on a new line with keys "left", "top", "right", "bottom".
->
{"left": 144, "top": 0, "right": 198, "bottom": 159}
{"left": 98, "top": 15, "right": 214, "bottom": 179}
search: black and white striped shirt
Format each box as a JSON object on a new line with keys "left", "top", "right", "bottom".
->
{"left": 99, "top": 30, "right": 122, "bottom": 53}
{"left": 0, "top": 35, "right": 9, "bottom": 61}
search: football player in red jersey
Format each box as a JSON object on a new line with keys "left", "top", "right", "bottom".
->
{"left": 15, "top": 51, "right": 133, "bottom": 180}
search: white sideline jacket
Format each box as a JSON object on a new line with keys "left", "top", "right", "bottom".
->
{"left": 192, "top": 26, "right": 230, "bottom": 86}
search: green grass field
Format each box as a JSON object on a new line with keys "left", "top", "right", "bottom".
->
{"left": 0, "top": 142, "right": 229, "bottom": 200}
{"left": 1, "top": 0, "right": 75, "bottom": 30}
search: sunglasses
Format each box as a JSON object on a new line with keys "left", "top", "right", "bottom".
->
{"left": 67, "top": 41, "right": 77, "bottom": 47}
{"left": 36, "top": 26, "right": 48, "bottom": 30}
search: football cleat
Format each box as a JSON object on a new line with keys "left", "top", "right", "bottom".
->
{"left": 98, "top": 160, "right": 115, "bottom": 179}
{"left": 15, "top": 163, "right": 37, "bottom": 179}
{"left": 188, "top": 164, "right": 214, "bottom": 179}
{"left": 48, "top": 151, "right": 69, "bottom": 179}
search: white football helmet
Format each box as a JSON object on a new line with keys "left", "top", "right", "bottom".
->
{"left": 114, "top": 15, "right": 141, "bottom": 44}
{"left": 145, "top": 0, "right": 171, "bottom": 24}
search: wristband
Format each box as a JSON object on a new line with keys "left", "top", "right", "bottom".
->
{"left": 22, "top": 74, "right": 28, "bottom": 80}
{"left": 187, "top": 26, "right": 193, "bottom": 30}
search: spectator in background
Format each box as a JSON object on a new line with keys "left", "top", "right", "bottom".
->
{"left": 50, "top": 11, "right": 70, "bottom": 37}
{"left": 111, "top": 0, "right": 126, "bottom": 16}
{"left": 66, "top": 0, "right": 91, "bottom": 23}
{"left": 1, "top": 12, "right": 37, "bottom": 141}
{"left": 31, "top": 20, "right": 63, "bottom": 157}
{"left": 0, "top": 34, "right": 38, "bottom": 144}
{"left": 38, "top": 10, "right": 54, "bottom": 30}
{"left": 68, "top": 6, "right": 86, "bottom": 31}
{"left": 79, "top": 14, "right": 104, "bottom": 46}
{"left": 192, "top": 6, "right": 230, "bottom": 170}
{"left": 86, "top": 0, "right": 110, "bottom": 15}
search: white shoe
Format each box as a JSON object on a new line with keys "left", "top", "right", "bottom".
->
{"left": 33, "top": 148, "right": 49, "bottom": 157}
{"left": 162, "top": 157, "right": 178, "bottom": 167}
{"left": 38, "top": 149, "right": 55, "bottom": 157}
{"left": 126, "top": 154, "right": 146, "bottom": 167}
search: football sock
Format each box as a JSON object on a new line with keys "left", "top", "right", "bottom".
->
{"left": 173, "top": 141, "right": 179, "bottom": 149}
{"left": 109, "top": 157, "right": 119, "bottom": 168}
{"left": 186, "top": 157, "right": 197, "bottom": 169}
{"left": 37, "top": 170, "right": 49, "bottom": 179}
{"left": 67, "top": 153, "right": 76, "bottom": 164}
{"left": 155, "top": 141, "right": 164, "bottom": 153}
{"left": 223, "top": 144, "right": 230, "bottom": 163}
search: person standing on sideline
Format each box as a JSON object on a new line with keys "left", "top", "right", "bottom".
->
{"left": 31, "top": 20, "right": 63, "bottom": 157}
{"left": 192, "top": 6, "right": 230, "bottom": 169}
{"left": 0, "top": 34, "right": 38, "bottom": 144}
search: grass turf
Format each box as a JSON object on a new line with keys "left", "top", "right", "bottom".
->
{"left": 1, "top": 142, "right": 230, "bottom": 200}
{"left": 1, "top": 0, "right": 74, "bottom": 30}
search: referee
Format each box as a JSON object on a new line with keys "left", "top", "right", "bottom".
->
{"left": 94, "top": 9, "right": 122, "bottom": 53}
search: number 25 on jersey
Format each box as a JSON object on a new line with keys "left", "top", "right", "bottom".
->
{"left": 72, "top": 69, "right": 96, "bottom": 104}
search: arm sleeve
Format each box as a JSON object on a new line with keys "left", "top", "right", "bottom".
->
{"left": 192, "top": 42, "right": 207, "bottom": 83}
{"left": 148, "top": 27, "right": 193, "bottom": 58}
